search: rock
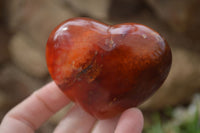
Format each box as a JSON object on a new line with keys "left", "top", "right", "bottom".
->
{"left": 9, "top": 32, "right": 48, "bottom": 78}
{"left": 146, "top": 0, "right": 200, "bottom": 40}
{"left": 140, "top": 48, "right": 200, "bottom": 110}
{"left": 0, "top": 65, "right": 43, "bottom": 93}
{"left": 109, "top": 10, "right": 200, "bottom": 110}
{"left": 0, "top": 0, "right": 7, "bottom": 23}
{"left": 0, "top": 1, "right": 3, "bottom": 21}
{"left": 0, "top": 29, "right": 10, "bottom": 64}
{"left": 109, "top": 0, "right": 145, "bottom": 20}
{"left": 65, "top": 0, "right": 110, "bottom": 19}
{"left": 22, "top": 0, "right": 78, "bottom": 51}
{"left": 0, "top": 91, "right": 10, "bottom": 119}
{"left": 6, "top": 0, "right": 78, "bottom": 50}
{"left": 0, "top": 91, "right": 8, "bottom": 110}
{"left": 4, "top": 0, "right": 27, "bottom": 30}
{"left": 6, "top": 0, "right": 78, "bottom": 78}
{"left": 0, "top": 65, "right": 43, "bottom": 119}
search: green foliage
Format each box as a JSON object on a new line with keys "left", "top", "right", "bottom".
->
{"left": 144, "top": 113, "right": 164, "bottom": 133}
{"left": 178, "top": 110, "right": 200, "bottom": 133}
{"left": 144, "top": 109, "right": 200, "bottom": 133}
{"left": 163, "top": 106, "right": 173, "bottom": 118}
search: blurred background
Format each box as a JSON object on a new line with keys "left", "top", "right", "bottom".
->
{"left": 0, "top": 0, "right": 200, "bottom": 132}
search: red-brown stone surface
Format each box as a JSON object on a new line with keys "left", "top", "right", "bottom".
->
{"left": 46, "top": 17, "right": 172, "bottom": 119}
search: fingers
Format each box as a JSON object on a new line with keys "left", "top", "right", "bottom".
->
{"left": 0, "top": 81, "right": 144, "bottom": 133}
{"left": 0, "top": 117, "right": 34, "bottom": 133}
{"left": 53, "top": 107, "right": 143, "bottom": 133}
{"left": 114, "top": 108, "right": 144, "bottom": 133}
{"left": 0, "top": 82, "right": 70, "bottom": 133}
{"left": 92, "top": 116, "right": 119, "bottom": 133}
{"left": 54, "top": 105, "right": 96, "bottom": 133}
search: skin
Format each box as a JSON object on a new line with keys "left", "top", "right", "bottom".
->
{"left": 0, "top": 82, "right": 144, "bottom": 133}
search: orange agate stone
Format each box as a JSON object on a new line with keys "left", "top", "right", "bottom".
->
{"left": 46, "top": 18, "right": 172, "bottom": 119}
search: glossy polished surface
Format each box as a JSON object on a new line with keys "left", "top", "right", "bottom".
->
{"left": 46, "top": 18, "right": 172, "bottom": 119}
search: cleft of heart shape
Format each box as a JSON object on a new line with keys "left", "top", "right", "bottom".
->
{"left": 46, "top": 17, "right": 172, "bottom": 119}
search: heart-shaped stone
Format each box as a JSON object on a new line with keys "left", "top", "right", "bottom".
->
{"left": 46, "top": 18, "right": 172, "bottom": 119}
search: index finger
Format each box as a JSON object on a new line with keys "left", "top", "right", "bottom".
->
{"left": 0, "top": 82, "right": 70, "bottom": 133}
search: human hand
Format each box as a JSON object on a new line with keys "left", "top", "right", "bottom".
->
{"left": 0, "top": 82, "right": 143, "bottom": 133}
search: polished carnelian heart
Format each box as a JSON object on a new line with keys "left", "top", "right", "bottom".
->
{"left": 46, "top": 17, "right": 172, "bottom": 119}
